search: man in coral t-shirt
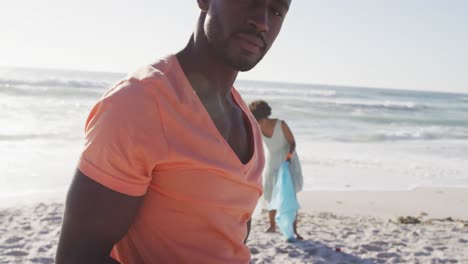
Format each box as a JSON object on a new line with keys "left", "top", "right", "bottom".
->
{"left": 56, "top": 1, "right": 292, "bottom": 263}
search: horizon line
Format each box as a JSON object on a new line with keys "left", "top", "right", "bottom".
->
{"left": 1, "top": 64, "right": 466, "bottom": 95}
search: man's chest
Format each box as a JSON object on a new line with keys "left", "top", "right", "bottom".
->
{"left": 207, "top": 106, "right": 253, "bottom": 164}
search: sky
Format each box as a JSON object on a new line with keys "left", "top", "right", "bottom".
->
{"left": 0, "top": 0, "right": 467, "bottom": 93}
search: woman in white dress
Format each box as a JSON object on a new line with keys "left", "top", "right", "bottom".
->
{"left": 249, "top": 100, "right": 303, "bottom": 240}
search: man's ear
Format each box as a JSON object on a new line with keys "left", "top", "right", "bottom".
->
{"left": 197, "top": 0, "right": 210, "bottom": 12}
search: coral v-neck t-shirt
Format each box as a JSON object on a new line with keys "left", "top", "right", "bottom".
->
{"left": 77, "top": 55, "right": 265, "bottom": 263}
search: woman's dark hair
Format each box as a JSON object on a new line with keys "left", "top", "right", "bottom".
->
{"left": 249, "top": 100, "right": 271, "bottom": 121}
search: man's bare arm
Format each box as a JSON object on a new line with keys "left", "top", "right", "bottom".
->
{"left": 56, "top": 170, "right": 144, "bottom": 264}
{"left": 244, "top": 219, "right": 252, "bottom": 244}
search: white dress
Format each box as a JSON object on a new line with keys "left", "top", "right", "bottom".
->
{"left": 262, "top": 120, "right": 303, "bottom": 203}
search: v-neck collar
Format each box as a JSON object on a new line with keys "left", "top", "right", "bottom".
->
{"left": 170, "top": 55, "right": 256, "bottom": 168}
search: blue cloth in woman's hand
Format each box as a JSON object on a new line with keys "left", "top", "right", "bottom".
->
{"left": 268, "top": 161, "right": 300, "bottom": 240}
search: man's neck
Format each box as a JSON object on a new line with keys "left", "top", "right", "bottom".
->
{"left": 176, "top": 35, "right": 238, "bottom": 100}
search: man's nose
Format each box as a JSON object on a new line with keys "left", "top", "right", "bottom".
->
{"left": 247, "top": 8, "right": 269, "bottom": 33}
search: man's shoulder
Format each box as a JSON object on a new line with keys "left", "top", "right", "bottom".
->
{"left": 123, "top": 55, "right": 175, "bottom": 91}
{"left": 131, "top": 55, "right": 174, "bottom": 83}
{"left": 103, "top": 55, "right": 180, "bottom": 101}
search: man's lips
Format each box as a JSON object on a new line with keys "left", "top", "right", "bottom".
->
{"left": 235, "top": 33, "right": 266, "bottom": 50}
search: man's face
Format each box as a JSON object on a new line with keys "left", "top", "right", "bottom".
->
{"left": 203, "top": 0, "right": 291, "bottom": 72}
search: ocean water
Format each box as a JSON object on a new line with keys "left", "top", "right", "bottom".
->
{"left": 1, "top": 67, "right": 467, "bottom": 206}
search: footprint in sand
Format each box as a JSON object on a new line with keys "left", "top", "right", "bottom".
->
{"left": 424, "top": 246, "right": 434, "bottom": 252}
{"left": 40, "top": 216, "right": 62, "bottom": 223}
{"left": 360, "top": 244, "right": 382, "bottom": 252}
{"left": 274, "top": 247, "right": 288, "bottom": 254}
{"left": 288, "top": 249, "right": 302, "bottom": 258}
{"left": 4, "top": 236, "right": 23, "bottom": 244}
{"left": 3, "top": 249, "right": 28, "bottom": 256}
{"left": 29, "top": 257, "right": 54, "bottom": 264}
{"left": 250, "top": 247, "right": 260, "bottom": 255}
{"left": 430, "top": 258, "right": 458, "bottom": 263}
{"left": 376, "top": 252, "right": 400, "bottom": 259}
{"left": 414, "top": 251, "right": 431, "bottom": 257}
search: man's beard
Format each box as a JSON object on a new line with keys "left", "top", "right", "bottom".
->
{"left": 217, "top": 40, "right": 265, "bottom": 72}
{"left": 204, "top": 14, "right": 265, "bottom": 72}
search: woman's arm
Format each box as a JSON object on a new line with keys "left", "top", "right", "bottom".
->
{"left": 281, "top": 121, "right": 296, "bottom": 161}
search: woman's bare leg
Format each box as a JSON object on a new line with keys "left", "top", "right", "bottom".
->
{"left": 294, "top": 212, "right": 303, "bottom": 240}
{"left": 265, "top": 210, "right": 276, "bottom": 233}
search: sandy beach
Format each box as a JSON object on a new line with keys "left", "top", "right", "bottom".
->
{"left": 250, "top": 188, "right": 468, "bottom": 263}
{"left": 1, "top": 188, "right": 467, "bottom": 263}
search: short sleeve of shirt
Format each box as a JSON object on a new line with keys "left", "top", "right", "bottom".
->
{"left": 78, "top": 79, "right": 169, "bottom": 196}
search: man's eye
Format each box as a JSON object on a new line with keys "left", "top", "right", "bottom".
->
{"left": 271, "top": 9, "right": 283, "bottom": 18}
